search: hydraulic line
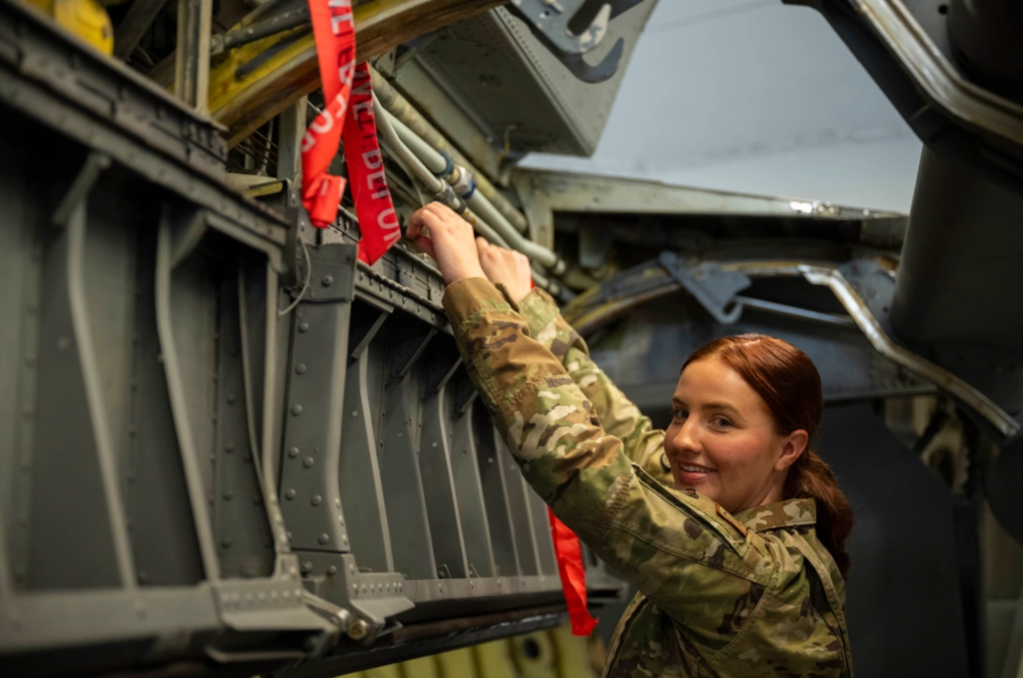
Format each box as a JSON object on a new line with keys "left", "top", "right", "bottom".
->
{"left": 372, "top": 94, "right": 562, "bottom": 296}
{"left": 369, "top": 67, "right": 530, "bottom": 233}
{"left": 382, "top": 108, "right": 564, "bottom": 272}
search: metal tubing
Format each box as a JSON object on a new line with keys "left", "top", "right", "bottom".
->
{"left": 211, "top": 7, "right": 311, "bottom": 55}
{"left": 733, "top": 295, "right": 857, "bottom": 328}
{"left": 383, "top": 109, "right": 561, "bottom": 270}
{"left": 374, "top": 97, "right": 562, "bottom": 296}
{"left": 373, "top": 94, "right": 450, "bottom": 201}
{"left": 369, "top": 67, "right": 529, "bottom": 233}
{"left": 466, "top": 191, "right": 559, "bottom": 270}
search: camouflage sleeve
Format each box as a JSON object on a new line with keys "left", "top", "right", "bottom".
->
{"left": 515, "top": 287, "right": 671, "bottom": 486}
{"left": 444, "top": 278, "right": 774, "bottom": 645}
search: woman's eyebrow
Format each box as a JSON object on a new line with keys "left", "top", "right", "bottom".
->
{"left": 704, "top": 401, "right": 741, "bottom": 416}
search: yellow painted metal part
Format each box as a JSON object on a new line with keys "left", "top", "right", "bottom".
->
{"left": 205, "top": 0, "right": 507, "bottom": 146}
{"left": 22, "top": 0, "right": 113, "bottom": 54}
{"left": 337, "top": 624, "right": 601, "bottom": 678}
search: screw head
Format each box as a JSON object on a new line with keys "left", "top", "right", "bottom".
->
{"left": 322, "top": 275, "right": 334, "bottom": 287}
{"left": 288, "top": 446, "right": 299, "bottom": 458}
{"left": 299, "top": 322, "right": 309, "bottom": 333}
{"left": 311, "top": 495, "right": 322, "bottom": 506}
{"left": 285, "top": 488, "right": 296, "bottom": 500}
{"left": 295, "top": 363, "right": 307, "bottom": 375}
{"left": 348, "top": 619, "right": 370, "bottom": 640}
{"left": 303, "top": 457, "right": 314, "bottom": 468}
{"left": 318, "top": 533, "right": 329, "bottom": 545}
{"left": 291, "top": 404, "right": 303, "bottom": 416}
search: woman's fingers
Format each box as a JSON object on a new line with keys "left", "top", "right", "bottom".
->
{"left": 414, "top": 235, "right": 437, "bottom": 261}
{"left": 408, "top": 202, "right": 485, "bottom": 285}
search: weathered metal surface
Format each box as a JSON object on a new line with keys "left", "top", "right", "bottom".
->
{"left": 0, "top": 11, "right": 623, "bottom": 677}
{"left": 205, "top": 0, "right": 509, "bottom": 145}
{"left": 512, "top": 169, "right": 906, "bottom": 249}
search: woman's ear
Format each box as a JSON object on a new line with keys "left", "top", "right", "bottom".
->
{"left": 775, "top": 429, "right": 809, "bottom": 472}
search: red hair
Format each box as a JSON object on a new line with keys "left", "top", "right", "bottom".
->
{"left": 683, "top": 334, "right": 854, "bottom": 578}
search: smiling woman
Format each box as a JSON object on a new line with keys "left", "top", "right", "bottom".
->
{"left": 409, "top": 203, "right": 856, "bottom": 677}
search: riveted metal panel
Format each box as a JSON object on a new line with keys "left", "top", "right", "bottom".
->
{"left": 213, "top": 263, "right": 274, "bottom": 580}
{"left": 280, "top": 244, "right": 357, "bottom": 554}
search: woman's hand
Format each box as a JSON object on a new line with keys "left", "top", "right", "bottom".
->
{"left": 476, "top": 238, "right": 533, "bottom": 304}
{"left": 407, "top": 203, "right": 485, "bottom": 285}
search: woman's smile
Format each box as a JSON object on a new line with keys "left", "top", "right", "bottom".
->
{"left": 675, "top": 462, "right": 718, "bottom": 487}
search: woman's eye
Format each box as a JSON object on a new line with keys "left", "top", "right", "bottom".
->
{"left": 712, "top": 416, "right": 732, "bottom": 428}
{"left": 672, "top": 409, "right": 688, "bottom": 420}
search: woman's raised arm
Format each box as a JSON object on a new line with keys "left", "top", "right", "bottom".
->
{"left": 443, "top": 276, "right": 773, "bottom": 646}
{"left": 516, "top": 288, "right": 671, "bottom": 486}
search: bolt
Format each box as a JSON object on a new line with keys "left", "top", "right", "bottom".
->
{"left": 327, "top": 565, "right": 337, "bottom": 576}
{"left": 348, "top": 619, "right": 370, "bottom": 640}
{"left": 225, "top": 442, "right": 235, "bottom": 453}
{"left": 285, "top": 488, "right": 296, "bottom": 500}
{"left": 322, "top": 275, "right": 334, "bottom": 287}
{"left": 227, "top": 394, "right": 236, "bottom": 405}
{"left": 299, "top": 322, "right": 309, "bottom": 333}
{"left": 288, "top": 446, "right": 300, "bottom": 458}
{"left": 222, "top": 537, "right": 232, "bottom": 548}
{"left": 295, "top": 363, "right": 307, "bottom": 375}
{"left": 311, "top": 495, "right": 322, "bottom": 506}
{"left": 223, "top": 490, "right": 234, "bottom": 501}
{"left": 303, "top": 457, "right": 314, "bottom": 468}
{"left": 301, "top": 560, "right": 312, "bottom": 574}
{"left": 318, "top": 533, "right": 329, "bottom": 545}
{"left": 291, "top": 404, "right": 303, "bottom": 416}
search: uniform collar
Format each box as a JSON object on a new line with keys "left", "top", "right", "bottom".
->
{"left": 734, "top": 498, "right": 817, "bottom": 532}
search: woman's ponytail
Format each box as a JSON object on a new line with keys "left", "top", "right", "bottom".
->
{"left": 784, "top": 450, "right": 853, "bottom": 578}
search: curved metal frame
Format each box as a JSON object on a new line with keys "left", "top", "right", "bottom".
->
{"left": 566, "top": 257, "right": 1020, "bottom": 438}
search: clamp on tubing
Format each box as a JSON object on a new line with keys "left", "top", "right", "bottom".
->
{"left": 434, "top": 182, "right": 459, "bottom": 210}
{"left": 433, "top": 152, "right": 454, "bottom": 180}
{"left": 451, "top": 165, "right": 477, "bottom": 200}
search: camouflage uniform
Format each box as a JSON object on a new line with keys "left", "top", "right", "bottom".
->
{"left": 443, "top": 279, "right": 853, "bottom": 678}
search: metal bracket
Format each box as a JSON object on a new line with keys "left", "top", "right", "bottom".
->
{"left": 510, "top": 0, "right": 609, "bottom": 55}
{"left": 659, "top": 251, "right": 752, "bottom": 325}
{"left": 509, "top": 0, "right": 645, "bottom": 83}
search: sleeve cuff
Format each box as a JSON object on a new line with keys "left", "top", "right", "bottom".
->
{"left": 441, "top": 277, "right": 515, "bottom": 330}
{"left": 518, "top": 287, "right": 561, "bottom": 339}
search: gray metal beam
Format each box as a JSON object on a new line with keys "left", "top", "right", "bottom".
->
{"left": 174, "top": 0, "right": 213, "bottom": 113}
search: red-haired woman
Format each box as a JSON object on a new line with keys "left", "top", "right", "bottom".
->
{"left": 409, "top": 203, "right": 855, "bottom": 677}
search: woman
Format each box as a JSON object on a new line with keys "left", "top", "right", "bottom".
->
{"left": 408, "top": 203, "right": 855, "bottom": 677}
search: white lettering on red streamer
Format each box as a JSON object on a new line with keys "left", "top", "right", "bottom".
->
{"left": 300, "top": 0, "right": 399, "bottom": 264}
{"left": 343, "top": 62, "right": 399, "bottom": 263}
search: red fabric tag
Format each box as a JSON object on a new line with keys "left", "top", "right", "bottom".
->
{"left": 548, "top": 507, "right": 599, "bottom": 636}
{"left": 344, "top": 63, "right": 400, "bottom": 264}
{"left": 301, "top": 0, "right": 355, "bottom": 229}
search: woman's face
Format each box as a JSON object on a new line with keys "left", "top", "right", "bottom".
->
{"left": 663, "top": 356, "right": 807, "bottom": 514}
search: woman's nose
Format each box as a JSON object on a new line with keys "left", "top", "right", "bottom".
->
{"left": 668, "top": 418, "right": 700, "bottom": 456}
